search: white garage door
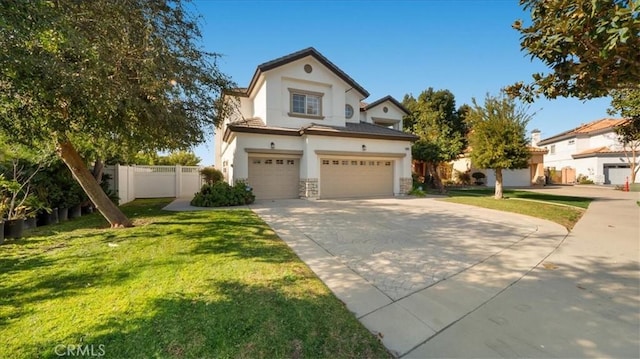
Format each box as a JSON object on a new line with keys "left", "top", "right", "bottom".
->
{"left": 248, "top": 157, "right": 300, "bottom": 200}
{"left": 320, "top": 158, "right": 393, "bottom": 198}
{"left": 604, "top": 165, "right": 630, "bottom": 185}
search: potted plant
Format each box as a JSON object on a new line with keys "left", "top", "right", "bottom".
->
{"left": 23, "top": 195, "right": 49, "bottom": 229}
{"left": 0, "top": 177, "right": 27, "bottom": 239}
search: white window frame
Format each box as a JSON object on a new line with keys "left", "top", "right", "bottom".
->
{"left": 288, "top": 88, "right": 324, "bottom": 119}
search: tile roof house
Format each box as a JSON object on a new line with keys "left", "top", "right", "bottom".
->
{"left": 450, "top": 141, "right": 549, "bottom": 187}
{"left": 536, "top": 118, "right": 638, "bottom": 185}
{"left": 215, "top": 47, "right": 417, "bottom": 200}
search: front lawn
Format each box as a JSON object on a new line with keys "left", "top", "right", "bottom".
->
{"left": 0, "top": 199, "right": 389, "bottom": 358}
{"left": 446, "top": 188, "right": 592, "bottom": 208}
{"left": 443, "top": 189, "right": 592, "bottom": 229}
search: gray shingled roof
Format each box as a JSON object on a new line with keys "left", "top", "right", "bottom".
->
{"left": 227, "top": 119, "right": 417, "bottom": 141}
{"left": 362, "top": 95, "right": 410, "bottom": 115}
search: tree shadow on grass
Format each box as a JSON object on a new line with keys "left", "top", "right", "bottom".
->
{"left": 25, "top": 279, "right": 390, "bottom": 359}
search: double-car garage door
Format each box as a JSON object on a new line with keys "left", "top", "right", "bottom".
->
{"left": 320, "top": 158, "right": 393, "bottom": 198}
{"left": 248, "top": 156, "right": 394, "bottom": 200}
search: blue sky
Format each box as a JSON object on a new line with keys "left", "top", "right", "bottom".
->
{"left": 190, "top": 0, "right": 612, "bottom": 166}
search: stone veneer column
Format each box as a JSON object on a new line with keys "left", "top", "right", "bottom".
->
{"left": 399, "top": 177, "right": 412, "bottom": 195}
{"left": 299, "top": 178, "right": 319, "bottom": 199}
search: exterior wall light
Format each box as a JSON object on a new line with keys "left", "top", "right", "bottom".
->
{"left": 362, "top": 144, "right": 366, "bottom": 151}
{"left": 270, "top": 142, "right": 275, "bottom": 149}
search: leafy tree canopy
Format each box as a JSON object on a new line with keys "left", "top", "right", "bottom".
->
{"left": 507, "top": 0, "right": 640, "bottom": 101}
{"left": 403, "top": 88, "right": 468, "bottom": 192}
{"left": 0, "top": 0, "right": 233, "bottom": 227}
{"left": 403, "top": 88, "right": 468, "bottom": 163}
{"left": 467, "top": 93, "right": 532, "bottom": 198}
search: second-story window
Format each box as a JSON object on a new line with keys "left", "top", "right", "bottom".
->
{"left": 550, "top": 144, "right": 556, "bottom": 155}
{"left": 289, "top": 88, "right": 324, "bottom": 118}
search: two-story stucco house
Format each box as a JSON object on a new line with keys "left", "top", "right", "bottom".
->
{"left": 537, "top": 118, "right": 637, "bottom": 185}
{"left": 215, "top": 47, "right": 417, "bottom": 200}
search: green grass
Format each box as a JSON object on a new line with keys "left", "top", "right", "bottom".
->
{"left": 0, "top": 199, "right": 389, "bottom": 359}
{"left": 443, "top": 189, "right": 593, "bottom": 230}
{"left": 446, "top": 188, "right": 592, "bottom": 209}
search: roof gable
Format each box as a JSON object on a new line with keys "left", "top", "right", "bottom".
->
{"left": 538, "top": 118, "right": 629, "bottom": 145}
{"left": 362, "top": 95, "right": 410, "bottom": 115}
{"left": 242, "top": 47, "right": 369, "bottom": 99}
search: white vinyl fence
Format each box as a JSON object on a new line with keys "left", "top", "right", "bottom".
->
{"left": 104, "top": 165, "right": 203, "bottom": 204}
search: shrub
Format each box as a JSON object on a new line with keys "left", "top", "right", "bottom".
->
{"left": 455, "top": 170, "right": 472, "bottom": 185}
{"left": 191, "top": 181, "right": 255, "bottom": 207}
{"left": 576, "top": 174, "right": 594, "bottom": 185}
{"left": 408, "top": 188, "right": 427, "bottom": 197}
{"left": 200, "top": 166, "right": 223, "bottom": 185}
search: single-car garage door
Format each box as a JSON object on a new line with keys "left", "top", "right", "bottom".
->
{"left": 320, "top": 158, "right": 393, "bottom": 198}
{"left": 248, "top": 157, "right": 300, "bottom": 200}
{"left": 604, "top": 164, "right": 630, "bottom": 185}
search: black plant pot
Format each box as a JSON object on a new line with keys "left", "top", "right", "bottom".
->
{"left": 4, "top": 218, "right": 25, "bottom": 239}
{"left": 58, "top": 207, "right": 69, "bottom": 222}
{"left": 0, "top": 221, "right": 4, "bottom": 244}
{"left": 69, "top": 204, "right": 82, "bottom": 219}
{"left": 37, "top": 210, "right": 58, "bottom": 226}
{"left": 24, "top": 217, "right": 38, "bottom": 229}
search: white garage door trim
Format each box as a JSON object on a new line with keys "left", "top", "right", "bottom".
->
{"left": 320, "top": 157, "right": 394, "bottom": 199}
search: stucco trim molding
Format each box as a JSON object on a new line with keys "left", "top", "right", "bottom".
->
{"left": 314, "top": 150, "right": 406, "bottom": 158}
{"left": 245, "top": 148, "right": 304, "bottom": 156}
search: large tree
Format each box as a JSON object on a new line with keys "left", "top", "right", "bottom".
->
{"left": 609, "top": 89, "right": 640, "bottom": 183}
{"left": 403, "top": 88, "right": 468, "bottom": 193}
{"left": 506, "top": 0, "right": 640, "bottom": 102}
{"left": 0, "top": 0, "right": 233, "bottom": 227}
{"left": 467, "top": 93, "right": 532, "bottom": 199}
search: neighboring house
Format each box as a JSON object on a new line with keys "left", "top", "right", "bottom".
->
{"left": 537, "top": 118, "right": 637, "bottom": 185}
{"left": 450, "top": 142, "right": 548, "bottom": 187}
{"left": 215, "top": 47, "right": 417, "bottom": 200}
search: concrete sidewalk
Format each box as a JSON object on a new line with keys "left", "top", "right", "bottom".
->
{"left": 407, "top": 187, "right": 640, "bottom": 358}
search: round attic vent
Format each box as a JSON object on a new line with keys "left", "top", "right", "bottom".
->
{"left": 304, "top": 64, "right": 312, "bottom": 73}
{"left": 383, "top": 106, "right": 389, "bottom": 113}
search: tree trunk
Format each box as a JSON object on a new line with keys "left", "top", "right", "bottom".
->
{"left": 430, "top": 162, "right": 445, "bottom": 194}
{"left": 58, "top": 141, "right": 133, "bottom": 228}
{"left": 494, "top": 168, "right": 504, "bottom": 199}
{"left": 92, "top": 157, "right": 104, "bottom": 183}
{"left": 631, "top": 148, "right": 637, "bottom": 184}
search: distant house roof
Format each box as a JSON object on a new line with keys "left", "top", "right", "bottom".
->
{"left": 528, "top": 146, "right": 549, "bottom": 154}
{"left": 225, "top": 118, "right": 417, "bottom": 142}
{"left": 361, "top": 95, "right": 410, "bottom": 115}
{"left": 571, "top": 146, "right": 625, "bottom": 159}
{"left": 538, "top": 118, "right": 629, "bottom": 145}
{"left": 232, "top": 47, "right": 369, "bottom": 99}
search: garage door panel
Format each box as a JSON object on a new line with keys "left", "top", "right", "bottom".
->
{"left": 248, "top": 157, "right": 299, "bottom": 200}
{"left": 320, "top": 159, "right": 393, "bottom": 198}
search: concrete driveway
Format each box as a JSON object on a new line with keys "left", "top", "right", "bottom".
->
{"left": 251, "top": 197, "right": 569, "bottom": 357}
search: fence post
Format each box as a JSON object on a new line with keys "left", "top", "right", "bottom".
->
{"left": 129, "top": 165, "right": 135, "bottom": 202}
{"left": 175, "top": 164, "right": 182, "bottom": 197}
{"left": 115, "top": 164, "right": 121, "bottom": 204}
